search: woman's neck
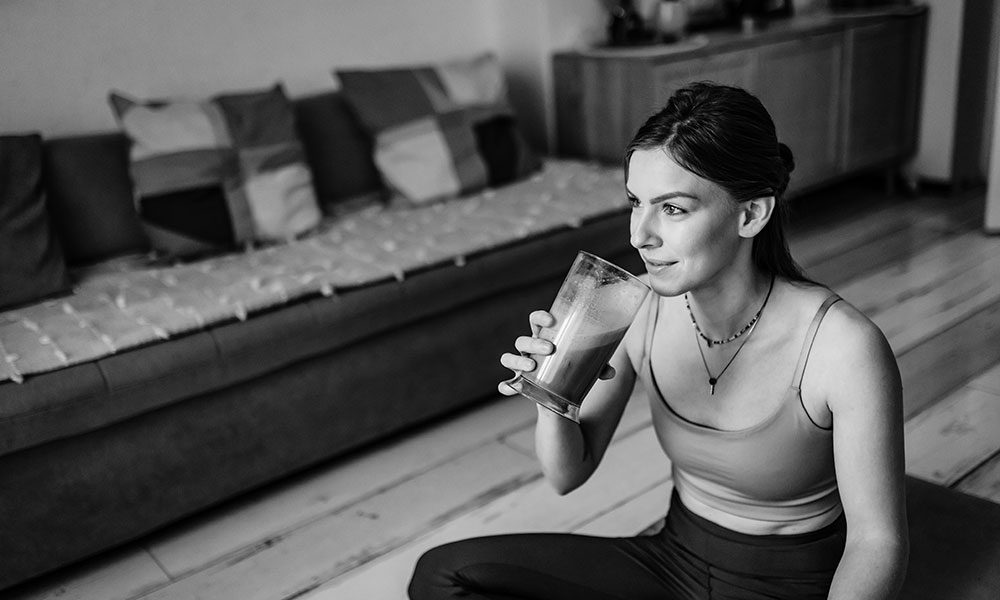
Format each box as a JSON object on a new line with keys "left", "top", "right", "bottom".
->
{"left": 686, "top": 269, "right": 774, "bottom": 341}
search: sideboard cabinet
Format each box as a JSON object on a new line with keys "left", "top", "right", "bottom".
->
{"left": 553, "top": 8, "right": 927, "bottom": 196}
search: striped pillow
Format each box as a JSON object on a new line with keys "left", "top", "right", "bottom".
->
{"left": 109, "top": 85, "right": 321, "bottom": 258}
{"left": 336, "top": 53, "right": 540, "bottom": 205}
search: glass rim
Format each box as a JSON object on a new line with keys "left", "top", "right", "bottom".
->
{"left": 576, "top": 251, "right": 649, "bottom": 290}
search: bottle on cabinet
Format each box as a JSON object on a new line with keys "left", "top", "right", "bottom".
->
{"left": 656, "top": 0, "right": 689, "bottom": 42}
{"left": 606, "top": 0, "right": 647, "bottom": 46}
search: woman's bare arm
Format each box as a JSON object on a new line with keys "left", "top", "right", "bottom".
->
{"left": 499, "top": 305, "right": 644, "bottom": 495}
{"left": 814, "top": 304, "right": 909, "bottom": 599}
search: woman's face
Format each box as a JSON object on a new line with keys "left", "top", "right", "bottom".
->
{"left": 627, "top": 148, "right": 745, "bottom": 297}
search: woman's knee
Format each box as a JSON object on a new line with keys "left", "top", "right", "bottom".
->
{"left": 408, "top": 542, "right": 465, "bottom": 600}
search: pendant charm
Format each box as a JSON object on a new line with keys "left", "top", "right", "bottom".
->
{"left": 708, "top": 377, "right": 717, "bottom": 395}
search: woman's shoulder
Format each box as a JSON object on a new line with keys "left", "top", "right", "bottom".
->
{"left": 797, "top": 286, "right": 898, "bottom": 379}
{"left": 822, "top": 295, "right": 887, "bottom": 350}
{"left": 786, "top": 282, "right": 901, "bottom": 409}
{"left": 778, "top": 280, "right": 888, "bottom": 352}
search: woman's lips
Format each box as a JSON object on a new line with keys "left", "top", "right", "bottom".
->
{"left": 643, "top": 259, "right": 676, "bottom": 272}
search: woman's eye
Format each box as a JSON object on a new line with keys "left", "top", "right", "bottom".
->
{"left": 661, "top": 204, "right": 685, "bottom": 216}
{"left": 626, "top": 196, "right": 640, "bottom": 208}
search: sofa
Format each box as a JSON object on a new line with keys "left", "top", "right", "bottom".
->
{"left": 0, "top": 73, "right": 640, "bottom": 589}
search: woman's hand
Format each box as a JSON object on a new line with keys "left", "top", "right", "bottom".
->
{"left": 498, "top": 310, "right": 554, "bottom": 395}
{"left": 498, "top": 310, "right": 615, "bottom": 396}
{"left": 499, "top": 308, "right": 636, "bottom": 495}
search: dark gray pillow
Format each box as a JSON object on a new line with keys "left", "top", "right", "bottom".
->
{"left": 43, "top": 133, "right": 148, "bottom": 266}
{"left": 0, "top": 133, "right": 71, "bottom": 310}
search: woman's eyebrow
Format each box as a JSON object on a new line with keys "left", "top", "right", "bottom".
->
{"left": 625, "top": 189, "right": 700, "bottom": 204}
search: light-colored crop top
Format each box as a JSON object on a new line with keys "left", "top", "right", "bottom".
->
{"left": 641, "top": 294, "right": 844, "bottom": 535}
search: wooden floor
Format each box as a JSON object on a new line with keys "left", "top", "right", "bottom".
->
{"left": 8, "top": 178, "right": 1000, "bottom": 600}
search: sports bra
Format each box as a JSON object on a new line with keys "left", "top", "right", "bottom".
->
{"left": 641, "top": 293, "right": 844, "bottom": 535}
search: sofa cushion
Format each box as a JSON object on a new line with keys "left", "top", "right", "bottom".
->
{"left": 336, "top": 53, "right": 540, "bottom": 205}
{"left": 109, "top": 84, "right": 322, "bottom": 258}
{"left": 43, "top": 134, "right": 150, "bottom": 266}
{"left": 0, "top": 207, "right": 636, "bottom": 457}
{"left": 0, "top": 134, "right": 71, "bottom": 311}
{"left": 293, "top": 92, "right": 385, "bottom": 213}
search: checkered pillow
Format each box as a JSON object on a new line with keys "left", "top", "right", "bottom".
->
{"left": 109, "top": 85, "right": 321, "bottom": 258}
{"left": 336, "top": 54, "right": 540, "bottom": 205}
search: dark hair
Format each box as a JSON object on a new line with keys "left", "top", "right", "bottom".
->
{"left": 624, "top": 81, "right": 815, "bottom": 284}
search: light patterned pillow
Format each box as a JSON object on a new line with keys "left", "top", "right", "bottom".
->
{"left": 336, "top": 53, "right": 540, "bottom": 205}
{"left": 109, "top": 85, "right": 321, "bottom": 258}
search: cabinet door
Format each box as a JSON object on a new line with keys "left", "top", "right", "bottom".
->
{"left": 653, "top": 50, "right": 753, "bottom": 108}
{"left": 843, "top": 20, "right": 910, "bottom": 171}
{"left": 753, "top": 32, "right": 843, "bottom": 193}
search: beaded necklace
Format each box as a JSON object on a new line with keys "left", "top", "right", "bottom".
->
{"left": 685, "top": 276, "right": 775, "bottom": 395}
{"left": 684, "top": 281, "right": 770, "bottom": 348}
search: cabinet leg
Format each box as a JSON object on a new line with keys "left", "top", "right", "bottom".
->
{"left": 886, "top": 166, "right": 920, "bottom": 198}
{"left": 900, "top": 172, "right": 920, "bottom": 197}
{"left": 884, "top": 168, "right": 897, "bottom": 197}
{"left": 897, "top": 163, "right": 921, "bottom": 198}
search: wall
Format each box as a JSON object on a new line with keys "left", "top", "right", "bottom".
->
{"left": 982, "top": 0, "right": 1000, "bottom": 180}
{"left": 8, "top": 1, "right": 992, "bottom": 172}
{"left": 985, "top": 2, "right": 1000, "bottom": 233}
{"left": 952, "top": 0, "right": 997, "bottom": 186}
{"left": 910, "top": 0, "right": 965, "bottom": 182}
{"left": 987, "top": 74, "right": 1000, "bottom": 232}
{"left": 909, "top": 0, "right": 1000, "bottom": 186}
{"left": 0, "top": 0, "right": 612, "bottom": 149}
{"left": 486, "top": 0, "right": 607, "bottom": 151}
{"left": 0, "top": 0, "right": 495, "bottom": 137}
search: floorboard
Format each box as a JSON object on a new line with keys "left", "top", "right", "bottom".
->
{"left": 799, "top": 199, "right": 985, "bottom": 287}
{"left": 905, "top": 386, "right": 1000, "bottom": 486}
{"left": 838, "top": 232, "right": 1000, "bottom": 355}
{"left": 141, "top": 443, "right": 538, "bottom": 600}
{"left": 5, "top": 547, "right": 169, "bottom": 600}
{"left": 896, "top": 301, "right": 1000, "bottom": 419}
{"left": 966, "top": 362, "right": 1000, "bottom": 396}
{"left": 575, "top": 480, "right": 674, "bottom": 537}
{"left": 956, "top": 451, "right": 1000, "bottom": 502}
{"left": 306, "top": 428, "right": 670, "bottom": 600}
{"left": 143, "top": 395, "right": 535, "bottom": 578}
{"left": 502, "top": 383, "right": 650, "bottom": 457}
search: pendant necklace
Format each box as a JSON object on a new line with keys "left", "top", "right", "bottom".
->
{"left": 686, "top": 276, "right": 775, "bottom": 395}
{"left": 686, "top": 284, "right": 769, "bottom": 347}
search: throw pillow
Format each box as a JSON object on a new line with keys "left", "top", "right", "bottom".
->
{"left": 0, "top": 134, "right": 72, "bottom": 310}
{"left": 109, "top": 84, "right": 321, "bottom": 258}
{"left": 336, "top": 53, "right": 541, "bottom": 205}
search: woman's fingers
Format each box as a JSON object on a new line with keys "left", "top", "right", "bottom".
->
{"left": 528, "top": 310, "right": 555, "bottom": 336}
{"left": 513, "top": 335, "right": 554, "bottom": 356}
{"left": 498, "top": 376, "right": 522, "bottom": 396}
{"left": 498, "top": 309, "right": 555, "bottom": 395}
{"left": 500, "top": 351, "right": 536, "bottom": 373}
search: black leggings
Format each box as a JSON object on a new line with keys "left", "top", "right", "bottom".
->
{"left": 408, "top": 491, "right": 845, "bottom": 600}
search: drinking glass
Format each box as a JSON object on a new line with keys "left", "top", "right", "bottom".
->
{"left": 516, "top": 251, "right": 650, "bottom": 421}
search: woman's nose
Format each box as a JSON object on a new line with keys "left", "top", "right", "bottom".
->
{"left": 630, "top": 207, "right": 659, "bottom": 250}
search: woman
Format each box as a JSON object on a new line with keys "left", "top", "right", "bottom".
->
{"left": 408, "top": 82, "right": 908, "bottom": 600}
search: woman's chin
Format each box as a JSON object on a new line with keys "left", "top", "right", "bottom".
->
{"left": 644, "top": 273, "right": 686, "bottom": 298}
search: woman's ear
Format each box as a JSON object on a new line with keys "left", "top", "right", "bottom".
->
{"left": 738, "top": 196, "right": 775, "bottom": 238}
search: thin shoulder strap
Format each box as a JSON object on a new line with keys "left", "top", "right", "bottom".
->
{"left": 640, "top": 294, "right": 660, "bottom": 369}
{"left": 791, "top": 294, "right": 843, "bottom": 391}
